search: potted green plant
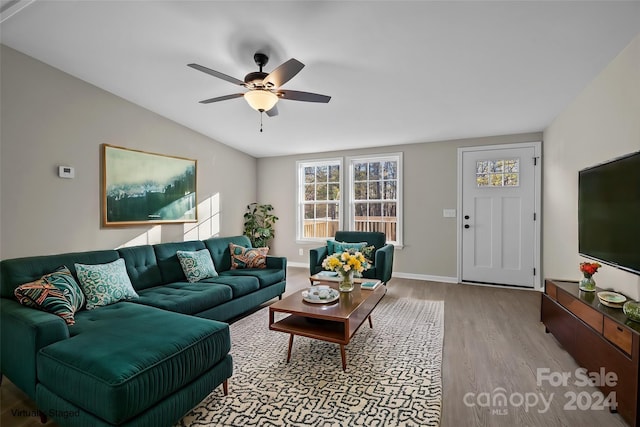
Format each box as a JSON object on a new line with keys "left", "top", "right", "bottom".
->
{"left": 243, "top": 203, "right": 279, "bottom": 248}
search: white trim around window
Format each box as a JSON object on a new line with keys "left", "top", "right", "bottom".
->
{"left": 346, "top": 152, "right": 403, "bottom": 247}
{"left": 295, "top": 158, "right": 343, "bottom": 243}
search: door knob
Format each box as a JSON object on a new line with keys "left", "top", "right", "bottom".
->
{"left": 464, "top": 224, "right": 470, "bottom": 229}
{"left": 464, "top": 215, "right": 470, "bottom": 220}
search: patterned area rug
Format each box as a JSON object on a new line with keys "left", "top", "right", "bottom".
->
{"left": 177, "top": 297, "right": 444, "bottom": 427}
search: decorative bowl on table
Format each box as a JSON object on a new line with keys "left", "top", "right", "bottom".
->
{"left": 597, "top": 291, "right": 626, "bottom": 308}
{"left": 302, "top": 286, "right": 339, "bottom": 304}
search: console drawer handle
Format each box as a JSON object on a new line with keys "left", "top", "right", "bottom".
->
{"left": 617, "top": 326, "right": 624, "bottom": 332}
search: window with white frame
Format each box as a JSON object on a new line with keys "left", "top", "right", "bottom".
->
{"left": 349, "top": 154, "right": 402, "bottom": 245}
{"left": 296, "top": 159, "right": 342, "bottom": 241}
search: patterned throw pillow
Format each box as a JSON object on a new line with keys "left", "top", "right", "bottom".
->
{"left": 229, "top": 243, "right": 269, "bottom": 269}
{"left": 176, "top": 249, "right": 218, "bottom": 283}
{"left": 14, "top": 266, "right": 85, "bottom": 325}
{"left": 327, "top": 240, "right": 367, "bottom": 255}
{"left": 75, "top": 259, "right": 139, "bottom": 310}
{"left": 361, "top": 245, "right": 376, "bottom": 262}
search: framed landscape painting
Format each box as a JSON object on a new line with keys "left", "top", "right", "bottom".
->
{"left": 102, "top": 144, "right": 197, "bottom": 226}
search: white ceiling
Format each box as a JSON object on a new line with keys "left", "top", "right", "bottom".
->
{"left": 1, "top": 1, "right": 639, "bottom": 158}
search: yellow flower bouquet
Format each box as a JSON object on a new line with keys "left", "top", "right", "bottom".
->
{"left": 322, "top": 250, "right": 370, "bottom": 292}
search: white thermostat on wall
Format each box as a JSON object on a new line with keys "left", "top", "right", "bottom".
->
{"left": 58, "top": 166, "right": 75, "bottom": 179}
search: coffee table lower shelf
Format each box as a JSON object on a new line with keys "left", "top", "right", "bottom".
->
{"left": 269, "top": 314, "right": 373, "bottom": 371}
{"left": 268, "top": 283, "right": 385, "bottom": 371}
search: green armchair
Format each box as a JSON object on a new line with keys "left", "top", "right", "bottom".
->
{"left": 309, "top": 231, "right": 394, "bottom": 284}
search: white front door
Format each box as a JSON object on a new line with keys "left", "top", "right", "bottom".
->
{"left": 459, "top": 143, "right": 540, "bottom": 288}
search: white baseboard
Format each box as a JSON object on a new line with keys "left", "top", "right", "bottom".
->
{"left": 460, "top": 281, "right": 543, "bottom": 292}
{"left": 288, "top": 261, "right": 308, "bottom": 269}
{"left": 287, "top": 263, "right": 458, "bottom": 284}
{"left": 288, "top": 263, "right": 541, "bottom": 290}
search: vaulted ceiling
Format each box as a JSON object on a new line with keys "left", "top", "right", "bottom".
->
{"left": 1, "top": 1, "right": 639, "bottom": 157}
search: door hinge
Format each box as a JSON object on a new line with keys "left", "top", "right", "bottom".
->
{"left": 533, "top": 157, "right": 539, "bottom": 166}
{"left": 533, "top": 212, "right": 537, "bottom": 221}
{"left": 533, "top": 268, "right": 537, "bottom": 276}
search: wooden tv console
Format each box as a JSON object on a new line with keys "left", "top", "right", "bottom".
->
{"left": 541, "top": 279, "right": 640, "bottom": 426}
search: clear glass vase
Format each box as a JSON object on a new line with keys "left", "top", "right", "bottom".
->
{"left": 339, "top": 270, "right": 355, "bottom": 292}
{"left": 579, "top": 275, "right": 596, "bottom": 292}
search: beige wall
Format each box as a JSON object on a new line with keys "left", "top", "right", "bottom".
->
{"left": 0, "top": 46, "right": 257, "bottom": 259}
{"left": 543, "top": 34, "right": 640, "bottom": 299}
{"left": 258, "top": 132, "right": 542, "bottom": 279}
{"left": 4, "top": 30, "right": 637, "bottom": 288}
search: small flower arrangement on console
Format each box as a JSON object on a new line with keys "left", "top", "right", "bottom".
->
{"left": 580, "top": 262, "right": 601, "bottom": 277}
{"left": 579, "top": 261, "right": 601, "bottom": 292}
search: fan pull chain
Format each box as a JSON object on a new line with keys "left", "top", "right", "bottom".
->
{"left": 260, "top": 112, "right": 263, "bottom": 133}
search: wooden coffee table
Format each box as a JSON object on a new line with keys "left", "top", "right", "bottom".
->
{"left": 268, "top": 283, "right": 386, "bottom": 371}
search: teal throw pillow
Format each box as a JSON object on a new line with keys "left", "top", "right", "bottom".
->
{"left": 176, "top": 249, "right": 218, "bottom": 282}
{"left": 328, "top": 240, "right": 367, "bottom": 255}
{"left": 14, "top": 266, "right": 85, "bottom": 325}
{"left": 229, "top": 243, "right": 269, "bottom": 269}
{"left": 75, "top": 259, "right": 139, "bottom": 310}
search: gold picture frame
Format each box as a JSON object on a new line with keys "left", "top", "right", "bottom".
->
{"left": 102, "top": 144, "right": 197, "bottom": 226}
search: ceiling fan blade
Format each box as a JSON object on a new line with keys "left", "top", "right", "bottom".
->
{"left": 263, "top": 59, "right": 304, "bottom": 88}
{"left": 199, "top": 93, "right": 244, "bottom": 104}
{"left": 188, "top": 63, "right": 246, "bottom": 86}
{"left": 277, "top": 90, "right": 331, "bottom": 103}
{"left": 266, "top": 105, "right": 279, "bottom": 117}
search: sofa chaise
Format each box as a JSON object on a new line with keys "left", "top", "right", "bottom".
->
{"left": 0, "top": 235, "right": 286, "bottom": 427}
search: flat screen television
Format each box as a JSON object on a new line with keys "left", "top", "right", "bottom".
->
{"left": 578, "top": 150, "right": 640, "bottom": 276}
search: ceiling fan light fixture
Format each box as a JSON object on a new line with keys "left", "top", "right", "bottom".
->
{"left": 244, "top": 90, "right": 278, "bottom": 112}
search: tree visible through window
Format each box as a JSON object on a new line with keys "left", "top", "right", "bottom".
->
{"left": 297, "top": 159, "right": 341, "bottom": 240}
{"left": 476, "top": 159, "right": 520, "bottom": 187}
{"left": 297, "top": 154, "right": 402, "bottom": 245}
{"left": 351, "top": 154, "right": 401, "bottom": 244}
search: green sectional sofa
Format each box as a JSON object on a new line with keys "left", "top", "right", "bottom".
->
{"left": 0, "top": 235, "right": 286, "bottom": 427}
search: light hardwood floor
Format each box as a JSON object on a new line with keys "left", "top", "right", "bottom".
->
{"left": 1, "top": 267, "right": 629, "bottom": 427}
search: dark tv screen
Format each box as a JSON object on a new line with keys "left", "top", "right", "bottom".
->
{"left": 578, "top": 151, "right": 640, "bottom": 276}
